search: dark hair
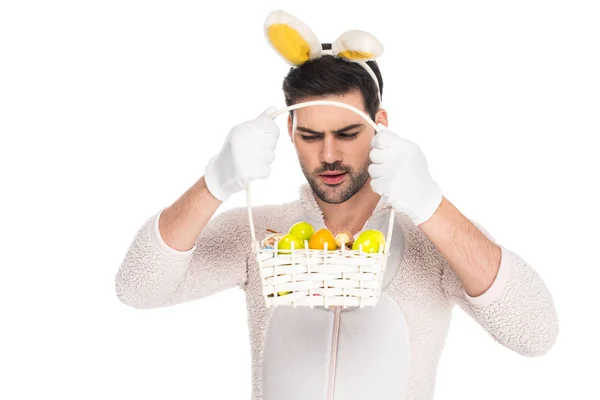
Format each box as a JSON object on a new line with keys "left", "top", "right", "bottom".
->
{"left": 282, "top": 43, "right": 383, "bottom": 120}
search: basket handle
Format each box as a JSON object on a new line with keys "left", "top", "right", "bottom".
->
{"left": 246, "top": 100, "right": 394, "bottom": 254}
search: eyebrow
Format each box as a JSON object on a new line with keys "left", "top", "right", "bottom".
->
{"left": 295, "top": 123, "right": 365, "bottom": 135}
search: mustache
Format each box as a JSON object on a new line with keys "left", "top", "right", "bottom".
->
{"left": 315, "top": 162, "right": 351, "bottom": 174}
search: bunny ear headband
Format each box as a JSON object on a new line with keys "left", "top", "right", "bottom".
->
{"left": 264, "top": 9, "right": 384, "bottom": 102}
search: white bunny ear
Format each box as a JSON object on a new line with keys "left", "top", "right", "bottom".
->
{"left": 264, "top": 10, "right": 322, "bottom": 66}
{"left": 332, "top": 30, "right": 384, "bottom": 61}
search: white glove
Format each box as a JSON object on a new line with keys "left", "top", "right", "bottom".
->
{"left": 204, "top": 106, "right": 279, "bottom": 201}
{"left": 368, "top": 126, "right": 443, "bottom": 225}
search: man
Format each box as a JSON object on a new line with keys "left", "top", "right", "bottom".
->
{"left": 115, "top": 15, "right": 558, "bottom": 400}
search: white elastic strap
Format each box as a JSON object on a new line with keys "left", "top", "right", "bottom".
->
{"left": 270, "top": 100, "right": 381, "bottom": 132}
{"left": 279, "top": 99, "right": 382, "bottom": 144}
{"left": 355, "top": 60, "right": 381, "bottom": 102}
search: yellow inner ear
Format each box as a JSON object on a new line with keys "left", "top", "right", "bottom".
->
{"left": 338, "top": 50, "right": 375, "bottom": 60}
{"left": 267, "top": 24, "right": 312, "bottom": 65}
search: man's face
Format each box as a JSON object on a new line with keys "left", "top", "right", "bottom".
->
{"left": 287, "top": 90, "right": 387, "bottom": 204}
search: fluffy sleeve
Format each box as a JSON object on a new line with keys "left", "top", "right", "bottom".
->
{"left": 115, "top": 206, "right": 252, "bottom": 309}
{"left": 441, "top": 221, "right": 559, "bottom": 356}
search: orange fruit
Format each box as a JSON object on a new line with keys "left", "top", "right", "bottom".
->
{"left": 308, "top": 229, "right": 337, "bottom": 250}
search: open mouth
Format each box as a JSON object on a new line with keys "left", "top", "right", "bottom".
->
{"left": 320, "top": 172, "right": 347, "bottom": 185}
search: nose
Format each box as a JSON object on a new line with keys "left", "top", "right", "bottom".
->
{"left": 320, "top": 134, "right": 342, "bottom": 164}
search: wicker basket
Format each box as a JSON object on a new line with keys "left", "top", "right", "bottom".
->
{"left": 246, "top": 100, "right": 395, "bottom": 309}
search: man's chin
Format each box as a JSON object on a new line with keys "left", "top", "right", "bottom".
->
{"left": 310, "top": 180, "right": 351, "bottom": 204}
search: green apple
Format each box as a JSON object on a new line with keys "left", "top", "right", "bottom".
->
{"left": 352, "top": 229, "right": 386, "bottom": 253}
{"left": 277, "top": 233, "right": 304, "bottom": 253}
{"left": 289, "top": 221, "right": 315, "bottom": 242}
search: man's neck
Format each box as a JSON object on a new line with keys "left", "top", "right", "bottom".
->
{"left": 315, "top": 182, "right": 382, "bottom": 236}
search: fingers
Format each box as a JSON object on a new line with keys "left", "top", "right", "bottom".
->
{"left": 259, "top": 106, "right": 277, "bottom": 119}
{"left": 256, "top": 165, "right": 272, "bottom": 179}
{"left": 370, "top": 176, "right": 386, "bottom": 195}
{"left": 371, "top": 128, "right": 396, "bottom": 149}
{"left": 248, "top": 164, "right": 272, "bottom": 180}
{"left": 256, "top": 148, "right": 276, "bottom": 166}
{"left": 369, "top": 147, "right": 396, "bottom": 164}
{"left": 254, "top": 106, "right": 280, "bottom": 136}
{"left": 259, "top": 129, "right": 278, "bottom": 151}
{"left": 371, "top": 128, "right": 419, "bottom": 155}
{"left": 368, "top": 163, "right": 387, "bottom": 179}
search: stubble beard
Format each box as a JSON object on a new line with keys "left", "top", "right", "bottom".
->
{"left": 302, "top": 158, "right": 371, "bottom": 204}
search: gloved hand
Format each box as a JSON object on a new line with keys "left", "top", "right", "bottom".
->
{"left": 368, "top": 126, "right": 443, "bottom": 225}
{"left": 204, "top": 106, "right": 279, "bottom": 201}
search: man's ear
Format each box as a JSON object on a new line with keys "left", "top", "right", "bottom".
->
{"left": 287, "top": 114, "right": 295, "bottom": 143}
{"left": 375, "top": 108, "right": 388, "bottom": 128}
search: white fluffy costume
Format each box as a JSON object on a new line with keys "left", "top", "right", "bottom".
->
{"left": 115, "top": 10, "right": 558, "bottom": 400}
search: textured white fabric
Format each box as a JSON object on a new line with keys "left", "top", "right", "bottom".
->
{"left": 115, "top": 184, "right": 559, "bottom": 400}
{"left": 369, "top": 126, "right": 444, "bottom": 225}
{"left": 204, "top": 107, "right": 280, "bottom": 201}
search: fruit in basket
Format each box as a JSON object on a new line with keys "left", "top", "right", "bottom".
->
{"left": 261, "top": 232, "right": 284, "bottom": 249}
{"left": 289, "top": 221, "right": 315, "bottom": 242}
{"left": 334, "top": 231, "right": 353, "bottom": 249}
{"left": 268, "top": 292, "right": 292, "bottom": 297}
{"left": 276, "top": 233, "right": 304, "bottom": 253}
{"left": 308, "top": 229, "right": 337, "bottom": 250}
{"left": 352, "top": 229, "right": 386, "bottom": 253}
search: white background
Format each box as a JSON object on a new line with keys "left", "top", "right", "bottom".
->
{"left": 1, "top": 0, "right": 598, "bottom": 399}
